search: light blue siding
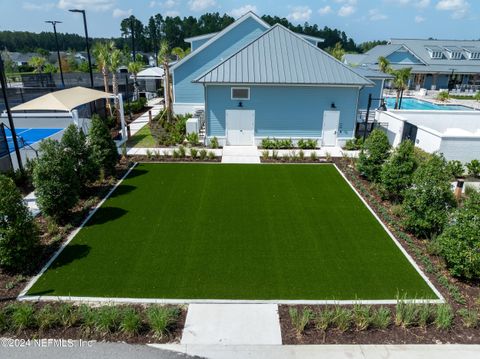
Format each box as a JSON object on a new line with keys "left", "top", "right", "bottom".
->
{"left": 387, "top": 50, "right": 422, "bottom": 65}
{"left": 424, "top": 74, "right": 450, "bottom": 89}
{"left": 190, "top": 38, "right": 211, "bottom": 52}
{"left": 358, "top": 79, "right": 384, "bottom": 110}
{"left": 206, "top": 85, "right": 359, "bottom": 139}
{"left": 173, "top": 17, "right": 268, "bottom": 104}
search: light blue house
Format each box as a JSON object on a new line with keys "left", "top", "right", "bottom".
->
{"left": 172, "top": 12, "right": 384, "bottom": 147}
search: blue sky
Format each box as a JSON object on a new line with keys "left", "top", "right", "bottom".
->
{"left": 0, "top": 0, "right": 478, "bottom": 42}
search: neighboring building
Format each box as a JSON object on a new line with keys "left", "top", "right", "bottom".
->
{"left": 171, "top": 12, "right": 395, "bottom": 147}
{"left": 345, "top": 39, "right": 480, "bottom": 91}
{"left": 377, "top": 110, "right": 480, "bottom": 163}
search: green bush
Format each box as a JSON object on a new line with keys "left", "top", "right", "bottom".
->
{"left": 436, "top": 91, "right": 450, "bottom": 102}
{"left": 371, "top": 306, "right": 391, "bottom": 330}
{"left": 310, "top": 151, "right": 318, "bottom": 161}
{"left": 124, "top": 98, "right": 147, "bottom": 114}
{"left": 0, "top": 175, "right": 38, "bottom": 272}
{"left": 36, "top": 304, "right": 60, "bottom": 331}
{"left": 78, "top": 304, "right": 96, "bottom": 335}
{"left": 8, "top": 303, "right": 37, "bottom": 332}
{"left": 436, "top": 190, "right": 480, "bottom": 279}
{"left": 395, "top": 299, "right": 418, "bottom": 328}
{"left": 120, "top": 307, "right": 142, "bottom": 337}
{"left": 446, "top": 160, "right": 465, "bottom": 179}
{"left": 0, "top": 307, "right": 8, "bottom": 333}
{"left": 57, "top": 303, "right": 79, "bottom": 328}
{"left": 207, "top": 151, "right": 216, "bottom": 160}
{"left": 94, "top": 306, "right": 122, "bottom": 334}
{"left": 332, "top": 306, "right": 352, "bottom": 333}
{"left": 33, "top": 139, "right": 80, "bottom": 222}
{"left": 210, "top": 136, "right": 219, "bottom": 149}
{"left": 185, "top": 132, "right": 199, "bottom": 145}
{"left": 297, "top": 139, "right": 318, "bottom": 149}
{"left": 315, "top": 308, "right": 335, "bottom": 331}
{"left": 199, "top": 149, "right": 207, "bottom": 160}
{"left": 466, "top": 159, "right": 480, "bottom": 177}
{"left": 458, "top": 308, "right": 479, "bottom": 329}
{"left": 344, "top": 137, "right": 364, "bottom": 151}
{"left": 178, "top": 145, "right": 186, "bottom": 158}
{"left": 146, "top": 306, "right": 179, "bottom": 339}
{"left": 261, "top": 137, "right": 293, "bottom": 149}
{"left": 353, "top": 304, "right": 372, "bottom": 331}
{"left": 88, "top": 115, "right": 118, "bottom": 175}
{"left": 434, "top": 304, "right": 454, "bottom": 330}
{"left": 356, "top": 129, "right": 391, "bottom": 182}
{"left": 402, "top": 154, "right": 456, "bottom": 238}
{"left": 190, "top": 148, "right": 198, "bottom": 158}
{"left": 61, "top": 124, "right": 98, "bottom": 192}
{"left": 289, "top": 307, "right": 312, "bottom": 336}
{"left": 380, "top": 140, "right": 417, "bottom": 202}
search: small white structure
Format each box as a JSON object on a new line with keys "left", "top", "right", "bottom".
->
{"left": 376, "top": 110, "right": 480, "bottom": 162}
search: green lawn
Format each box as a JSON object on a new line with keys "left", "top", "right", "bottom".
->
{"left": 126, "top": 125, "right": 156, "bottom": 148}
{"left": 28, "top": 163, "right": 437, "bottom": 300}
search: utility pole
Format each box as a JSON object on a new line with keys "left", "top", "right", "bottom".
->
{"left": 69, "top": 9, "right": 94, "bottom": 88}
{"left": 45, "top": 20, "right": 65, "bottom": 88}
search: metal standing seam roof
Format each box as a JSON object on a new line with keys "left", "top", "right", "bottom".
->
{"left": 194, "top": 24, "right": 373, "bottom": 86}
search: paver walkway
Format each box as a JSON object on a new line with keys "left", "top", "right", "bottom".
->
{"left": 181, "top": 304, "right": 282, "bottom": 346}
{"left": 221, "top": 146, "right": 261, "bottom": 163}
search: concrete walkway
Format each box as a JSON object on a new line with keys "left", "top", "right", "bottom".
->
{"left": 221, "top": 146, "right": 261, "bottom": 163}
{"left": 153, "top": 344, "right": 480, "bottom": 359}
{"left": 181, "top": 304, "right": 282, "bottom": 346}
{"left": 24, "top": 191, "right": 40, "bottom": 217}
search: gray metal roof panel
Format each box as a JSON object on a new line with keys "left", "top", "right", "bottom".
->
{"left": 194, "top": 24, "right": 372, "bottom": 86}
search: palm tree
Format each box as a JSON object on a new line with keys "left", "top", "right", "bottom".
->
{"left": 159, "top": 40, "right": 173, "bottom": 122}
{"left": 127, "top": 61, "right": 143, "bottom": 100}
{"left": 171, "top": 47, "right": 191, "bottom": 61}
{"left": 93, "top": 42, "right": 113, "bottom": 114}
{"left": 108, "top": 45, "right": 123, "bottom": 124}
{"left": 392, "top": 68, "right": 412, "bottom": 109}
{"left": 378, "top": 56, "right": 391, "bottom": 74}
{"left": 28, "top": 56, "right": 46, "bottom": 73}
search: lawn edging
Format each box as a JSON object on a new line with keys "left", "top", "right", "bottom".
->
{"left": 17, "top": 163, "right": 139, "bottom": 302}
{"left": 332, "top": 163, "right": 445, "bottom": 304}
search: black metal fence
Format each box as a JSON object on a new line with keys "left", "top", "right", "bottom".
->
{"left": 0, "top": 123, "right": 13, "bottom": 173}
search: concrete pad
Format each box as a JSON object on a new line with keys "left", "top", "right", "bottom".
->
{"left": 181, "top": 304, "right": 282, "bottom": 345}
{"left": 221, "top": 156, "right": 261, "bottom": 164}
{"left": 221, "top": 146, "right": 261, "bottom": 164}
{"left": 151, "top": 344, "right": 480, "bottom": 359}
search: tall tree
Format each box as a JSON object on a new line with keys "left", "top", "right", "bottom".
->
{"left": 108, "top": 44, "right": 123, "bottom": 123}
{"left": 392, "top": 68, "right": 412, "bottom": 109}
{"left": 128, "top": 60, "right": 143, "bottom": 100}
{"left": 159, "top": 39, "right": 173, "bottom": 121}
{"left": 171, "top": 47, "right": 191, "bottom": 60}
{"left": 28, "top": 56, "right": 46, "bottom": 73}
{"left": 93, "top": 41, "right": 113, "bottom": 114}
{"left": 378, "top": 56, "right": 391, "bottom": 74}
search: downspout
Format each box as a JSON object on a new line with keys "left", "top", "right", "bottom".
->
{"left": 203, "top": 83, "right": 208, "bottom": 146}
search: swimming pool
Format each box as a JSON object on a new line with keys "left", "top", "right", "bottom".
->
{"left": 4, "top": 128, "right": 63, "bottom": 153}
{"left": 385, "top": 97, "right": 473, "bottom": 111}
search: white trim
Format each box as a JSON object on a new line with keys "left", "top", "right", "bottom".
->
{"left": 184, "top": 32, "right": 218, "bottom": 43}
{"left": 171, "top": 12, "right": 270, "bottom": 71}
{"left": 17, "top": 164, "right": 138, "bottom": 299}
{"left": 332, "top": 163, "right": 445, "bottom": 302}
{"left": 231, "top": 87, "right": 250, "bottom": 100}
{"left": 205, "top": 83, "right": 367, "bottom": 89}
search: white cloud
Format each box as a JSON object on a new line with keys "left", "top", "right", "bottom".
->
{"left": 163, "top": 0, "right": 179, "bottom": 8}
{"left": 188, "top": 0, "right": 216, "bottom": 12}
{"left": 436, "top": 0, "right": 470, "bottom": 19}
{"left": 318, "top": 5, "right": 332, "bottom": 15}
{"left": 112, "top": 8, "right": 132, "bottom": 18}
{"left": 165, "top": 10, "right": 180, "bottom": 17}
{"left": 415, "top": 0, "right": 430, "bottom": 8}
{"left": 57, "top": 0, "right": 115, "bottom": 12}
{"left": 415, "top": 15, "right": 426, "bottom": 22}
{"left": 23, "top": 2, "right": 55, "bottom": 11}
{"left": 230, "top": 5, "right": 258, "bottom": 18}
{"left": 369, "top": 9, "right": 388, "bottom": 21}
{"left": 287, "top": 6, "right": 312, "bottom": 22}
{"left": 338, "top": 5, "right": 356, "bottom": 17}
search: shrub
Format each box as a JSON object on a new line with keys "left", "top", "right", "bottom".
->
{"left": 466, "top": 159, "right": 480, "bottom": 177}
{"left": 436, "top": 190, "right": 480, "bottom": 279}
{"left": 395, "top": 299, "right": 417, "bottom": 328}
{"left": 210, "top": 136, "right": 219, "bottom": 149}
{"left": 344, "top": 137, "right": 364, "bottom": 151}
{"left": 32, "top": 139, "right": 80, "bottom": 222}
{"left": 353, "top": 304, "right": 372, "bottom": 331}
{"left": 8, "top": 303, "right": 36, "bottom": 332}
{"left": 78, "top": 304, "right": 96, "bottom": 334}
{"left": 261, "top": 137, "right": 275, "bottom": 149}
{"left": 261, "top": 137, "right": 293, "bottom": 149}
{"left": 178, "top": 145, "right": 186, "bottom": 158}
{"left": 297, "top": 139, "right": 318, "bottom": 149}
{"left": 298, "top": 149, "right": 305, "bottom": 161}
{"left": 190, "top": 148, "right": 198, "bottom": 158}
{"left": 356, "top": 129, "right": 391, "bottom": 182}
{"left": 418, "top": 304, "right": 433, "bottom": 329}
{"left": 289, "top": 307, "right": 312, "bottom": 336}
{"left": 332, "top": 306, "right": 352, "bottom": 333}
{"left": 436, "top": 91, "right": 450, "bottom": 102}
{"left": 0, "top": 175, "right": 39, "bottom": 272}
{"left": 315, "top": 308, "right": 335, "bottom": 331}
{"left": 380, "top": 140, "right": 417, "bottom": 202}
{"left": 371, "top": 306, "right": 391, "bottom": 330}
{"left": 199, "top": 149, "right": 207, "bottom": 160}
{"left": 124, "top": 98, "right": 147, "bottom": 114}
{"left": 94, "top": 306, "right": 121, "bottom": 334}
{"left": 310, "top": 151, "right": 318, "bottom": 161}
{"left": 58, "top": 303, "right": 79, "bottom": 328}
{"left": 36, "top": 305, "right": 59, "bottom": 331}
{"left": 61, "top": 124, "right": 97, "bottom": 192}
{"left": 458, "top": 308, "right": 479, "bottom": 329}
{"left": 88, "top": 115, "right": 118, "bottom": 175}
{"left": 272, "top": 150, "right": 279, "bottom": 160}
{"left": 446, "top": 160, "right": 464, "bottom": 179}
{"left": 172, "top": 149, "right": 180, "bottom": 159}
{"left": 402, "top": 153, "right": 456, "bottom": 238}
{"left": 0, "top": 307, "right": 8, "bottom": 332}
{"left": 120, "top": 307, "right": 142, "bottom": 337}
{"left": 434, "top": 304, "right": 454, "bottom": 330}
{"left": 146, "top": 306, "right": 180, "bottom": 339}
{"left": 186, "top": 132, "right": 199, "bottom": 145}
{"left": 207, "top": 151, "right": 216, "bottom": 160}
{"left": 261, "top": 150, "right": 269, "bottom": 160}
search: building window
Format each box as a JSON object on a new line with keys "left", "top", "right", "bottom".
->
{"left": 231, "top": 87, "right": 250, "bottom": 100}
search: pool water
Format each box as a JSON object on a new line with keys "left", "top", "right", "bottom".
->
{"left": 4, "top": 128, "right": 62, "bottom": 153}
{"left": 385, "top": 97, "right": 473, "bottom": 111}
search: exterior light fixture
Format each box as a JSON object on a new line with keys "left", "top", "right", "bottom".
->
{"left": 331, "top": 102, "right": 336, "bottom": 109}
{"left": 238, "top": 101, "right": 243, "bottom": 108}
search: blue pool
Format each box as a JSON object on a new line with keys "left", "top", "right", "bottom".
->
{"left": 385, "top": 97, "right": 473, "bottom": 111}
{"left": 4, "top": 128, "right": 62, "bottom": 153}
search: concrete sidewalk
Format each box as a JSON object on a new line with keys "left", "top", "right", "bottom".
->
{"left": 152, "top": 344, "right": 480, "bottom": 359}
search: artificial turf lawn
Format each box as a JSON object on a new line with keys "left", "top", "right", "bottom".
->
{"left": 28, "top": 163, "right": 437, "bottom": 300}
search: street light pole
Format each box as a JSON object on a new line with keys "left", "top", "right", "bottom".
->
{"left": 45, "top": 20, "right": 65, "bottom": 88}
{"left": 69, "top": 9, "right": 94, "bottom": 88}
{"left": 0, "top": 54, "right": 23, "bottom": 170}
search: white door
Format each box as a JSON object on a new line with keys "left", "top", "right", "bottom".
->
{"left": 226, "top": 110, "right": 255, "bottom": 146}
{"left": 322, "top": 111, "right": 340, "bottom": 147}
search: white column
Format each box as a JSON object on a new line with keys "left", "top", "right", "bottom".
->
{"left": 117, "top": 94, "right": 127, "bottom": 140}
{"left": 71, "top": 110, "right": 79, "bottom": 127}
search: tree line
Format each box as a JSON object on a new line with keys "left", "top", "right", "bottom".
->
{"left": 1, "top": 12, "right": 373, "bottom": 54}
